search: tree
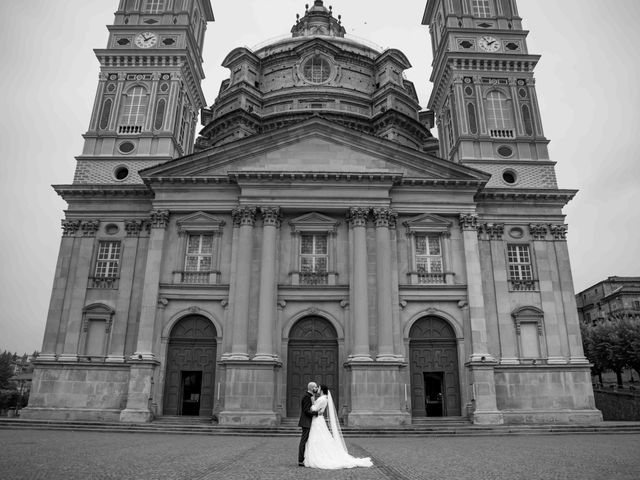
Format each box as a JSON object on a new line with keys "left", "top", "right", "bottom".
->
{"left": 581, "top": 322, "right": 605, "bottom": 384}
{"left": 0, "top": 351, "right": 16, "bottom": 389}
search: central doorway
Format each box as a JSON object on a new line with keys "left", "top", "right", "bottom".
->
{"left": 287, "top": 316, "right": 339, "bottom": 418}
{"left": 163, "top": 315, "right": 217, "bottom": 417}
{"left": 409, "top": 316, "right": 461, "bottom": 417}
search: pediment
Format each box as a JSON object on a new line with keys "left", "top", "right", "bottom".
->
{"left": 290, "top": 212, "right": 340, "bottom": 233}
{"left": 403, "top": 213, "right": 452, "bottom": 233}
{"left": 176, "top": 212, "right": 225, "bottom": 233}
{"left": 141, "top": 117, "right": 489, "bottom": 185}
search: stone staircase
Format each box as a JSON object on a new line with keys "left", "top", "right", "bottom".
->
{"left": 1, "top": 417, "right": 639, "bottom": 437}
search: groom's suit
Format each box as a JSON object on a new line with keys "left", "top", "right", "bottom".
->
{"left": 298, "top": 391, "right": 316, "bottom": 464}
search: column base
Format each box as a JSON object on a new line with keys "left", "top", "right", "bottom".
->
{"left": 472, "top": 410, "right": 504, "bottom": 425}
{"left": 221, "top": 353, "right": 250, "bottom": 361}
{"left": 348, "top": 354, "right": 373, "bottom": 362}
{"left": 106, "top": 355, "right": 126, "bottom": 363}
{"left": 252, "top": 354, "right": 279, "bottom": 362}
{"left": 469, "top": 353, "right": 497, "bottom": 363}
{"left": 119, "top": 408, "right": 153, "bottom": 423}
{"left": 130, "top": 352, "right": 156, "bottom": 361}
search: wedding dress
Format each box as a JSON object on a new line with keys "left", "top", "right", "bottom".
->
{"left": 303, "top": 391, "right": 373, "bottom": 469}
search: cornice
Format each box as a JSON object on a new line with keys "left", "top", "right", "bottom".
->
{"left": 53, "top": 184, "right": 153, "bottom": 199}
{"left": 475, "top": 188, "right": 578, "bottom": 204}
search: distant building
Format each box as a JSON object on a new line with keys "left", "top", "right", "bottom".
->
{"left": 576, "top": 277, "right": 640, "bottom": 323}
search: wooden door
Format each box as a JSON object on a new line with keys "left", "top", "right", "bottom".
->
{"left": 287, "top": 316, "right": 339, "bottom": 418}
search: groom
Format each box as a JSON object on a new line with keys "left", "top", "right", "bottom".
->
{"left": 298, "top": 381, "right": 318, "bottom": 466}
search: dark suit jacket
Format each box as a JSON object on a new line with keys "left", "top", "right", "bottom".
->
{"left": 298, "top": 391, "right": 316, "bottom": 428}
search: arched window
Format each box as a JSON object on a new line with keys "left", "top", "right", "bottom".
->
{"left": 485, "top": 91, "right": 513, "bottom": 131}
{"left": 144, "top": 0, "right": 164, "bottom": 14}
{"left": 467, "top": 102, "right": 478, "bottom": 134}
{"left": 521, "top": 104, "right": 534, "bottom": 136}
{"left": 120, "top": 86, "right": 148, "bottom": 126}
{"left": 99, "top": 98, "right": 113, "bottom": 130}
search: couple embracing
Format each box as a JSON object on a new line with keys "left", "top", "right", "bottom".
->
{"left": 297, "top": 381, "right": 373, "bottom": 469}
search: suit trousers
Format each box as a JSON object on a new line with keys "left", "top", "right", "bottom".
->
{"left": 298, "top": 427, "right": 311, "bottom": 464}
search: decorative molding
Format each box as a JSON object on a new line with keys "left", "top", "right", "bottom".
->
{"left": 61, "top": 220, "right": 81, "bottom": 236}
{"left": 528, "top": 223, "right": 548, "bottom": 241}
{"left": 149, "top": 210, "right": 170, "bottom": 229}
{"left": 176, "top": 211, "right": 225, "bottom": 234}
{"left": 260, "top": 207, "right": 282, "bottom": 228}
{"left": 231, "top": 206, "right": 257, "bottom": 227}
{"left": 157, "top": 297, "right": 169, "bottom": 309}
{"left": 459, "top": 213, "right": 479, "bottom": 231}
{"left": 347, "top": 207, "right": 370, "bottom": 227}
{"left": 372, "top": 208, "right": 397, "bottom": 228}
{"left": 289, "top": 212, "right": 340, "bottom": 234}
{"left": 549, "top": 224, "right": 568, "bottom": 241}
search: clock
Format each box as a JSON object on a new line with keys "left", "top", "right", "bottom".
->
{"left": 134, "top": 32, "right": 158, "bottom": 49}
{"left": 478, "top": 36, "right": 500, "bottom": 52}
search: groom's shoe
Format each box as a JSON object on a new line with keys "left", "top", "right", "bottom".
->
{"left": 298, "top": 463, "right": 305, "bottom": 467}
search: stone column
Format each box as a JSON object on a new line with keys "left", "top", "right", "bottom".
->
{"left": 120, "top": 210, "right": 168, "bottom": 423}
{"left": 460, "top": 214, "right": 502, "bottom": 425}
{"left": 132, "top": 210, "right": 169, "bottom": 361}
{"left": 347, "top": 207, "right": 371, "bottom": 361}
{"left": 372, "top": 208, "right": 397, "bottom": 361}
{"left": 254, "top": 207, "right": 281, "bottom": 360}
{"left": 228, "top": 206, "right": 256, "bottom": 360}
{"left": 38, "top": 220, "right": 81, "bottom": 361}
{"left": 59, "top": 220, "right": 100, "bottom": 361}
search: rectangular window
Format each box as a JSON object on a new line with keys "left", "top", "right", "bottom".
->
{"left": 95, "top": 241, "right": 121, "bottom": 278}
{"left": 633, "top": 301, "right": 640, "bottom": 310}
{"left": 121, "top": 87, "right": 148, "bottom": 126}
{"left": 415, "top": 234, "right": 443, "bottom": 273}
{"left": 144, "top": 0, "right": 164, "bottom": 13}
{"left": 300, "top": 234, "right": 328, "bottom": 273}
{"left": 185, "top": 234, "right": 214, "bottom": 272}
{"left": 507, "top": 244, "right": 532, "bottom": 280}
{"left": 472, "top": 0, "right": 492, "bottom": 18}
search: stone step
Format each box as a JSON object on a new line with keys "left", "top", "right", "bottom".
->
{"left": 2, "top": 418, "right": 640, "bottom": 437}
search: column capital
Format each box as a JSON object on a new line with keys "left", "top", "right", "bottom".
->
{"left": 149, "top": 210, "right": 169, "bottom": 229}
{"left": 80, "top": 220, "right": 100, "bottom": 237}
{"left": 232, "top": 206, "right": 257, "bottom": 227}
{"left": 481, "top": 223, "right": 504, "bottom": 240}
{"left": 528, "top": 223, "right": 548, "bottom": 241}
{"left": 61, "top": 219, "right": 81, "bottom": 237}
{"left": 549, "top": 224, "right": 568, "bottom": 241}
{"left": 125, "top": 219, "right": 146, "bottom": 237}
{"left": 260, "top": 207, "right": 282, "bottom": 228}
{"left": 372, "top": 208, "right": 397, "bottom": 228}
{"left": 459, "top": 213, "right": 479, "bottom": 231}
{"left": 347, "top": 207, "right": 370, "bottom": 227}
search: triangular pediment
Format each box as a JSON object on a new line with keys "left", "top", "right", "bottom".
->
{"left": 140, "top": 117, "right": 489, "bottom": 185}
{"left": 176, "top": 212, "right": 225, "bottom": 233}
{"left": 290, "top": 212, "right": 340, "bottom": 233}
{"left": 403, "top": 213, "right": 452, "bottom": 233}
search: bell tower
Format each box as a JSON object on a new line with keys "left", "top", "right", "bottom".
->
{"left": 423, "top": 0, "right": 556, "bottom": 190}
{"left": 75, "top": 0, "right": 214, "bottom": 185}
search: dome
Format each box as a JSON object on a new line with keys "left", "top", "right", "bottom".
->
{"left": 196, "top": 1, "right": 436, "bottom": 153}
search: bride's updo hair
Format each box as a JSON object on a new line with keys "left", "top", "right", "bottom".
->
{"left": 320, "top": 384, "right": 329, "bottom": 395}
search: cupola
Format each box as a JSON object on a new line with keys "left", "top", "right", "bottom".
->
{"left": 291, "top": 1, "right": 346, "bottom": 38}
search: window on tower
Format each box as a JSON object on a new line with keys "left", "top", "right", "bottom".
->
{"left": 119, "top": 86, "right": 148, "bottom": 133}
{"left": 144, "top": 0, "right": 164, "bottom": 14}
{"left": 472, "top": 0, "right": 493, "bottom": 18}
{"left": 507, "top": 244, "right": 537, "bottom": 291}
{"left": 485, "top": 91, "right": 514, "bottom": 138}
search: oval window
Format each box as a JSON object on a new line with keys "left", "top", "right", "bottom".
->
{"left": 502, "top": 170, "right": 517, "bottom": 185}
{"left": 118, "top": 141, "right": 135, "bottom": 154}
{"left": 114, "top": 166, "right": 130, "bottom": 181}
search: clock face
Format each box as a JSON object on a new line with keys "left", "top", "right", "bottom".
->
{"left": 135, "top": 32, "right": 158, "bottom": 49}
{"left": 478, "top": 36, "right": 500, "bottom": 52}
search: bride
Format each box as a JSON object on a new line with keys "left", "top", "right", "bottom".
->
{"left": 303, "top": 385, "right": 373, "bottom": 469}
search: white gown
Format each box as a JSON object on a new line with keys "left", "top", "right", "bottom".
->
{"left": 303, "top": 394, "right": 373, "bottom": 469}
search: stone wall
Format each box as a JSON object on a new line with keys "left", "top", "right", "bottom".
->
{"left": 594, "top": 389, "right": 640, "bottom": 421}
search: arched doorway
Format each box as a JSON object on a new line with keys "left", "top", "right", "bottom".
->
{"left": 163, "top": 315, "right": 217, "bottom": 417}
{"left": 287, "top": 316, "right": 339, "bottom": 418}
{"left": 409, "top": 316, "right": 461, "bottom": 417}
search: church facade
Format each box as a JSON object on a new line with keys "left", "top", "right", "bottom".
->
{"left": 24, "top": 0, "right": 601, "bottom": 426}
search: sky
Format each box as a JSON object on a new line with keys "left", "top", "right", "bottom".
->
{"left": 0, "top": 0, "right": 639, "bottom": 355}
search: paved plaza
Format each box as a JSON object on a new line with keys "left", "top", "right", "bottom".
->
{"left": 1, "top": 429, "right": 639, "bottom": 480}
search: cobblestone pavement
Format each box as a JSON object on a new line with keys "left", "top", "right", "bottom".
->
{"left": 1, "top": 429, "right": 639, "bottom": 480}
